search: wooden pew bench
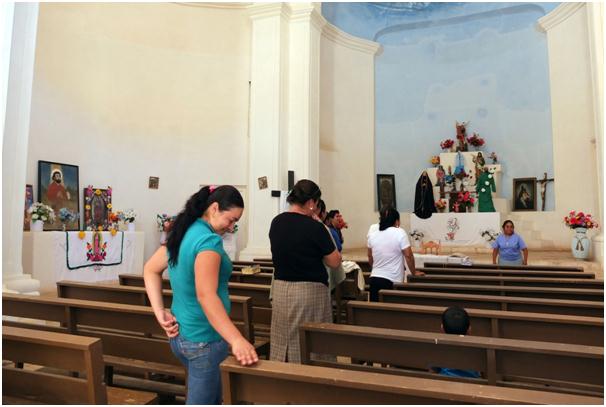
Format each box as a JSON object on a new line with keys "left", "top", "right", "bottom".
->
{"left": 379, "top": 290, "right": 604, "bottom": 317}
{"left": 299, "top": 322, "right": 604, "bottom": 396}
{"left": 407, "top": 274, "right": 604, "bottom": 289}
{"left": 420, "top": 267, "right": 596, "bottom": 279}
{"left": 346, "top": 301, "right": 604, "bottom": 346}
{"left": 220, "top": 357, "right": 602, "bottom": 404}
{"left": 423, "top": 262, "right": 584, "bottom": 272}
{"left": 393, "top": 282, "right": 604, "bottom": 302}
{"left": 2, "top": 326, "right": 157, "bottom": 405}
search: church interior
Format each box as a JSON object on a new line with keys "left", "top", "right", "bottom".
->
{"left": 2, "top": 1, "right": 604, "bottom": 404}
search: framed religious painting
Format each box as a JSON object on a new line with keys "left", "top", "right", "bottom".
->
{"left": 83, "top": 186, "right": 112, "bottom": 231}
{"left": 512, "top": 177, "right": 537, "bottom": 211}
{"left": 38, "top": 160, "right": 80, "bottom": 230}
{"left": 24, "top": 184, "right": 34, "bottom": 230}
{"left": 377, "top": 174, "right": 396, "bottom": 210}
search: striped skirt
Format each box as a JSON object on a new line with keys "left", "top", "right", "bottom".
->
{"left": 270, "top": 279, "right": 332, "bottom": 363}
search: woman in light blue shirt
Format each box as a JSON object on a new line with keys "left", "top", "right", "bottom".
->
{"left": 491, "top": 220, "right": 528, "bottom": 266}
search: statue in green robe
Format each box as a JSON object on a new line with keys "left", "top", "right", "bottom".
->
{"left": 476, "top": 169, "right": 496, "bottom": 212}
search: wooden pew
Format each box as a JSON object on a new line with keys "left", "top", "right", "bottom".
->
{"left": 233, "top": 260, "right": 274, "bottom": 268}
{"left": 119, "top": 272, "right": 274, "bottom": 288}
{"left": 57, "top": 280, "right": 272, "bottom": 334}
{"left": 119, "top": 273, "right": 171, "bottom": 289}
{"left": 393, "top": 282, "right": 604, "bottom": 302}
{"left": 379, "top": 290, "right": 604, "bottom": 317}
{"left": 407, "top": 274, "right": 604, "bottom": 289}
{"left": 2, "top": 326, "right": 157, "bottom": 405}
{"left": 423, "top": 262, "right": 584, "bottom": 272}
{"left": 420, "top": 267, "right": 596, "bottom": 279}
{"left": 220, "top": 357, "right": 603, "bottom": 405}
{"left": 346, "top": 301, "right": 604, "bottom": 346}
{"left": 232, "top": 264, "right": 274, "bottom": 273}
{"left": 299, "top": 322, "right": 604, "bottom": 396}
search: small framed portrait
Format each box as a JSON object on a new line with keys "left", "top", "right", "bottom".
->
{"left": 24, "top": 184, "right": 34, "bottom": 230}
{"left": 38, "top": 160, "right": 80, "bottom": 230}
{"left": 512, "top": 177, "right": 537, "bottom": 211}
{"left": 377, "top": 174, "right": 396, "bottom": 210}
{"left": 149, "top": 176, "right": 159, "bottom": 189}
{"left": 258, "top": 176, "right": 268, "bottom": 190}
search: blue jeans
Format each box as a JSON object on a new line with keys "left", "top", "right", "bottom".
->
{"left": 169, "top": 335, "right": 228, "bottom": 405}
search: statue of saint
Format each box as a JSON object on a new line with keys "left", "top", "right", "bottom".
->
{"left": 435, "top": 165, "right": 446, "bottom": 198}
{"left": 472, "top": 152, "right": 486, "bottom": 184}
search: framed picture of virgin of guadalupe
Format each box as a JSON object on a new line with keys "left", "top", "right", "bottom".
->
{"left": 38, "top": 160, "right": 80, "bottom": 230}
{"left": 512, "top": 177, "right": 537, "bottom": 211}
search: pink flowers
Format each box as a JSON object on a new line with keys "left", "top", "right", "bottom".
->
{"left": 564, "top": 211, "right": 599, "bottom": 229}
{"left": 467, "top": 133, "right": 485, "bottom": 147}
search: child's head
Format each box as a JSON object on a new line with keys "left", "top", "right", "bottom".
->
{"left": 441, "top": 306, "right": 470, "bottom": 335}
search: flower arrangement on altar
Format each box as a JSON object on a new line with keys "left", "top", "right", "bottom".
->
{"left": 29, "top": 202, "right": 55, "bottom": 224}
{"left": 119, "top": 209, "right": 137, "bottom": 224}
{"left": 435, "top": 199, "right": 447, "bottom": 211}
{"left": 440, "top": 139, "right": 454, "bottom": 150}
{"left": 480, "top": 229, "right": 499, "bottom": 242}
{"left": 564, "top": 211, "right": 598, "bottom": 229}
{"left": 457, "top": 191, "right": 475, "bottom": 208}
{"left": 157, "top": 213, "right": 176, "bottom": 232}
{"left": 409, "top": 229, "right": 424, "bottom": 243}
{"left": 429, "top": 155, "right": 440, "bottom": 166}
{"left": 467, "top": 133, "right": 485, "bottom": 148}
{"left": 58, "top": 208, "right": 79, "bottom": 230}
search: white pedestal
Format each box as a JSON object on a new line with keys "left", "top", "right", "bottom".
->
{"left": 22, "top": 231, "right": 145, "bottom": 293}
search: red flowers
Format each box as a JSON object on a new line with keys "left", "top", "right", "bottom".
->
{"left": 457, "top": 191, "right": 475, "bottom": 207}
{"left": 467, "top": 133, "right": 485, "bottom": 147}
{"left": 440, "top": 139, "right": 454, "bottom": 150}
{"left": 564, "top": 211, "right": 598, "bottom": 229}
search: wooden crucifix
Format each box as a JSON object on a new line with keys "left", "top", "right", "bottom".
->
{"left": 271, "top": 170, "right": 295, "bottom": 197}
{"left": 536, "top": 172, "right": 554, "bottom": 211}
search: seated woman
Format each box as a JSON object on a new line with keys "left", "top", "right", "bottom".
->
{"left": 492, "top": 220, "right": 528, "bottom": 266}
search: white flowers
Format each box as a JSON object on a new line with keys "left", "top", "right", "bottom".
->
{"left": 28, "top": 202, "right": 56, "bottom": 224}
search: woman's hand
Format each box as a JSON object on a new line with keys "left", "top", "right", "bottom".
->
{"left": 231, "top": 337, "right": 259, "bottom": 366}
{"left": 155, "top": 309, "right": 179, "bottom": 338}
{"left": 414, "top": 271, "right": 425, "bottom": 277}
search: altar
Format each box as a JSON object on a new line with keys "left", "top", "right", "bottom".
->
{"left": 410, "top": 212, "right": 500, "bottom": 247}
{"left": 22, "top": 231, "right": 145, "bottom": 292}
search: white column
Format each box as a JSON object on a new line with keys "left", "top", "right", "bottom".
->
{"left": 2, "top": 2, "right": 40, "bottom": 294}
{"left": 286, "top": 3, "right": 325, "bottom": 182}
{"left": 239, "top": 3, "right": 290, "bottom": 260}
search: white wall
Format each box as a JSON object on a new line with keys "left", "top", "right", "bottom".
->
{"left": 319, "top": 25, "right": 380, "bottom": 249}
{"left": 26, "top": 3, "right": 251, "bottom": 262}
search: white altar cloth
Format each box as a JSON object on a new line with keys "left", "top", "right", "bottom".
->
{"left": 410, "top": 213, "right": 500, "bottom": 246}
{"left": 22, "top": 231, "right": 145, "bottom": 292}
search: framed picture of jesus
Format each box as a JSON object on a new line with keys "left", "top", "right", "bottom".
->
{"left": 38, "top": 160, "right": 80, "bottom": 230}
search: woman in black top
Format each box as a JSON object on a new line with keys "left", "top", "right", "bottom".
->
{"left": 269, "top": 180, "right": 341, "bottom": 363}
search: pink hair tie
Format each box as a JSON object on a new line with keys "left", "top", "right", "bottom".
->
{"left": 209, "top": 185, "right": 217, "bottom": 194}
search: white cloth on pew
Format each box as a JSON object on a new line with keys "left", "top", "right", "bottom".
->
{"left": 342, "top": 261, "right": 365, "bottom": 291}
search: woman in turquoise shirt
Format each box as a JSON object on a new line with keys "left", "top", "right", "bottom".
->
{"left": 144, "top": 185, "right": 258, "bottom": 404}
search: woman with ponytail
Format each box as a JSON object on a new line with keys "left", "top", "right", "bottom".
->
{"left": 144, "top": 185, "right": 258, "bottom": 404}
{"left": 367, "top": 206, "right": 424, "bottom": 302}
{"left": 269, "top": 179, "right": 341, "bottom": 363}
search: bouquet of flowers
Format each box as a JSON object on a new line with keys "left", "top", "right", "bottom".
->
{"left": 564, "top": 211, "right": 598, "bottom": 229}
{"left": 157, "top": 213, "right": 176, "bottom": 232}
{"left": 467, "top": 133, "right": 485, "bottom": 147}
{"left": 120, "top": 209, "right": 136, "bottom": 224}
{"left": 429, "top": 155, "right": 440, "bottom": 166}
{"left": 480, "top": 229, "right": 499, "bottom": 242}
{"left": 435, "top": 199, "right": 447, "bottom": 210}
{"left": 440, "top": 139, "right": 454, "bottom": 150}
{"left": 28, "top": 202, "right": 55, "bottom": 224}
{"left": 457, "top": 191, "right": 475, "bottom": 208}
{"left": 410, "top": 229, "right": 424, "bottom": 242}
{"left": 58, "top": 208, "right": 78, "bottom": 224}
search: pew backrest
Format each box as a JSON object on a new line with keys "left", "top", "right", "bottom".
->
{"left": 423, "top": 262, "right": 584, "bottom": 272}
{"left": 408, "top": 274, "right": 603, "bottom": 289}
{"left": 419, "top": 267, "right": 595, "bottom": 279}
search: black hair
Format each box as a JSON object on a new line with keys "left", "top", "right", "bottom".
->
{"left": 502, "top": 220, "right": 514, "bottom": 229}
{"left": 317, "top": 199, "right": 327, "bottom": 221}
{"left": 166, "top": 185, "right": 243, "bottom": 267}
{"left": 442, "top": 306, "right": 470, "bottom": 335}
{"left": 326, "top": 209, "right": 340, "bottom": 221}
{"left": 287, "top": 179, "right": 321, "bottom": 206}
{"left": 379, "top": 207, "right": 400, "bottom": 231}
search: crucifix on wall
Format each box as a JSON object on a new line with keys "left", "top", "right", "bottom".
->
{"left": 270, "top": 170, "right": 295, "bottom": 198}
{"left": 536, "top": 172, "right": 554, "bottom": 211}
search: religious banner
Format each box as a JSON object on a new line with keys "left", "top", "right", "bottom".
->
{"left": 411, "top": 212, "right": 500, "bottom": 247}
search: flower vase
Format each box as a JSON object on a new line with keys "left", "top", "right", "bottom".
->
{"left": 571, "top": 227, "right": 591, "bottom": 259}
{"left": 127, "top": 222, "right": 135, "bottom": 232}
{"left": 160, "top": 231, "right": 167, "bottom": 244}
{"left": 30, "top": 220, "right": 43, "bottom": 232}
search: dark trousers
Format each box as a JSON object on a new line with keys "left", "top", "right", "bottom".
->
{"left": 369, "top": 276, "right": 394, "bottom": 302}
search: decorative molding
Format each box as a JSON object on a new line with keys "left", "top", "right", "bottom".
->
{"left": 537, "top": 2, "right": 585, "bottom": 33}
{"left": 247, "top": 2, "right": 290, "bottom": 21}
{"left": 321, "top": 21, "right": 382, "bottom": 56}
{"left": 173, "top": 2, "right": 251, "bottom": 10}
{"left": 288, "top": 4, "right": 326, "bottom": 31}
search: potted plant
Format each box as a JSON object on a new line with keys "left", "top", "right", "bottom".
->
{"left": 28, "top": 202, "right": 55, "bottom": 231}
{"left": 564, "top": 211, "right": 599, "bottom": 259}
